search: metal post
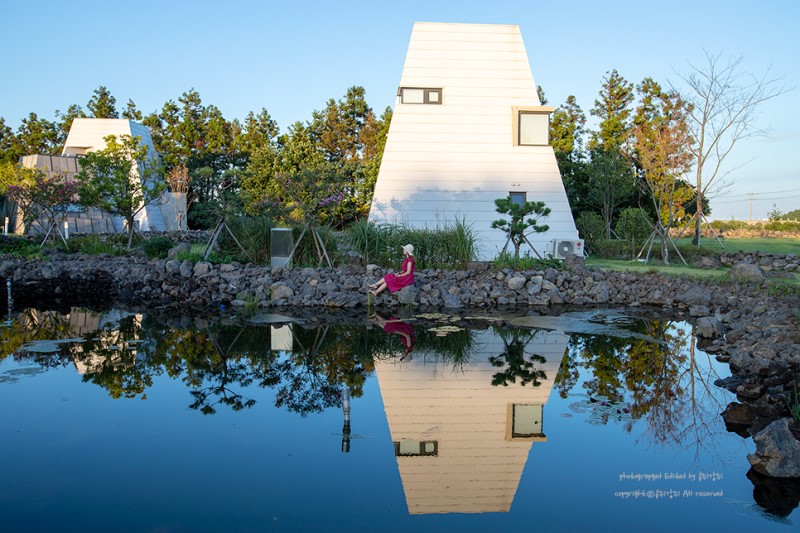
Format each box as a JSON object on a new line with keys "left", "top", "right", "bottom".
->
{"left": 341, "top": 385, "right": 351, "bottom": 453}
{"left": 6, "top": 278, "right": 12, "bottom": 326}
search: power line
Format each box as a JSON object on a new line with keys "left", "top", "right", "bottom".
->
{"left": 712, "top": 187, "right": 800, "bottom": 200}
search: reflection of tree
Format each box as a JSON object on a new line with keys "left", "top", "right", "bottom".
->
{"left": 555, "top": 318, "right": 728, "bottom": 452}
{"left": 623, "top": 320, "right": 688, "bottom": 445}
{"left": 489, "top": 327, "right": 547, "bottom": 387}
{"left": 274, "top": 325, "right": 369, "bottom": 417}
{"left": 155, "top": 323, "right": 279, "bottom": 415}
{"left": 77, "top": 314, "right": 156, "bottom": 399}
{"left": 2, "top": 308, "right": 77, "bottom": 367}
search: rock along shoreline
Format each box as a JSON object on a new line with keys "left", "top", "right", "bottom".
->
{"left": 2, "top": 252, "right": 800, "bottom": 478}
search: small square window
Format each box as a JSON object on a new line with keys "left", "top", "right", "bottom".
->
{"left": 509, "top": 192, "right": 526, "bottom": 207}
{"left": 512, "top": 404, "right": 543, "bottom": 438}
{"left": 519, "top": 112, "right": 549, "bottom": 146}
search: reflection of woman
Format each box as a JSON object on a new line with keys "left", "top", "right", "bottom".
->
{"left": 372, "top": 313, "right": 415, "bottom": 357}
{"left": 369, "top": 244, "right": 415, "bottom": 296}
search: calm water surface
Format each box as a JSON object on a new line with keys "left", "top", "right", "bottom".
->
{"left": 0, "top": 307, "right": 797, "bottom": 532}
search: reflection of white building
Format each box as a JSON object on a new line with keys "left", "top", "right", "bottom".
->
{"left": 374, "top": 328, "right": 569, "bottom": 515}
{"left": 369, "top": 22, "right": 578, "bottom": 260}
{"left": 15, "top": 118, "right": 185, "bottom": 234}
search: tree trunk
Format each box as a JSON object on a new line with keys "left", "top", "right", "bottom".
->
{"left": 695, "top": 181, "right": 703, "bottom": 247}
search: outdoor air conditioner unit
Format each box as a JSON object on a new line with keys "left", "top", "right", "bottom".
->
{"left": 552, "top": 239, "right": 584, "bottom": 259}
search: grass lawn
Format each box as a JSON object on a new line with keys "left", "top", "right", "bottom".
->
{"left": 585, "top": 258, "right": 727, "bottom": 279}
{"left": 673, "top": 237, "right": 800, "bottom": 255}
{"left": 587, "top": 256, "right": 800, "bottom": 286}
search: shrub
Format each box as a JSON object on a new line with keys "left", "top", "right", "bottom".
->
{"left": 615, "top": 208, "right": 652, "bottom": 258}
{"left": 492, "top": 252, "right": 563, "bottom": 271}
{"left": 217, "top": 215, "right": 273, "bottom": 264}
{"left": 140, "top": 236, "right": 174, "bottom": 259}
{"left": 575, "top": 211, "right": 605, "bottom": 246}
{"left": 590, "top": 239, "right": 630, "bottom": 259}
{"left": 67, "top": 234, "right": 127, "bottom": 256}
{"left": 0, "top": 235, "right": 39, "bottom": 258}
{"left": 346, "top": 218, "right": 477, "bottom": 269}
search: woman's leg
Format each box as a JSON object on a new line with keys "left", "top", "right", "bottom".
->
{"left": 371, "top": 278, "right": 387, "bottom": 295}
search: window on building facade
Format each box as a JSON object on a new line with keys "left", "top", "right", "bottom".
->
{"left": 394, "top": 440, "right": 439, "bottom": 456}
{"left": 518, "top": 111, "right": 550, "bottom": 146}
{"left": 509, "top": 192, "right": 526, "bottom": 207}
{"left": 399, "top": 87, "right": 442, "bottom": 105}
{"left": 511, "top": 404, "right": 544, "bottom": 438}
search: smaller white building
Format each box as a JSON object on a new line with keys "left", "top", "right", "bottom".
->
{"left": 15, "top": 119, "right": 186, "bottom": 235}
{"left": 62, "top": 118, "right": 167, "bottom": 232}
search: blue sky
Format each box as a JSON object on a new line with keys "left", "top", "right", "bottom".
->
{"left": 2, "top": 0, "right": 798, "bottom": 219}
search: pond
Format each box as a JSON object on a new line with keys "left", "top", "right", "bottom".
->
{"left": 0, "top": 306, "right": 797, "bottom": 532}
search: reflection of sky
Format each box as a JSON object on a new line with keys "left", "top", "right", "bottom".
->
{"left": 0, "top": 322, "right": 794, "bottom": 531}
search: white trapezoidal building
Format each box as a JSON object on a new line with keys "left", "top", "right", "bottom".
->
{"left": 369, "top": 22, "right": 580, "bottom": 260}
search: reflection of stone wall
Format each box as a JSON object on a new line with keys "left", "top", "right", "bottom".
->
{"left": 374, "top": 329, "right": 568, "bottom": 515}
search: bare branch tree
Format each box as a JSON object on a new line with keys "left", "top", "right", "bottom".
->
{"left": 674, "top": 51, "right": 791, "bottom": 246}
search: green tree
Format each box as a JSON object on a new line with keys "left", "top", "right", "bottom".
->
{"left": 551, "top": 95, "right": 586, "bottom": 158}
{"left": 767, "top": 203, "right": 783, "bottom": 221}
{"left": 585, "top": 150, "right": 634, "bottom": 238}
{"left": 589, "top": 69, "right": 634, "bottom": 152}
{"left": 0, "top": 117, "right": 16, "bottom": 164}
{"left": 121, "top": 99, "right": 143, "bottom": 121}
{"left": 491, "top": 197, "right": 551, "bottom": 259}
{"left": 632, "top": 90, "right": 694, "bottom": 264}
{"left": 12, "top": 112, "right": 59, "bottom": 157}
{"left": 55, "top": 104, "right": 86, "bottom": 150}
{"left": 87, "top": 86, "right": 119, "bottom": 118}
{"left": 76, "top": 134, "right": 165, "bottom": 248}
{"left": 236, "top": 108, "right": 279, "bottom": 158}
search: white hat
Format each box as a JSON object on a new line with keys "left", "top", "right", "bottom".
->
{"left": 402, "top": 244, "right": 414, "bottom": 256}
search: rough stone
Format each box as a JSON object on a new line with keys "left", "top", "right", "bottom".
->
{"left": 167, "top": 242, "right": 191, "bottom": 259}
{"left": 396, "top": 286, "right": 417, "bottom": 305}
{"left": 165, "top": 260, "right": 181, "bottom": 275}
{"left": 747, "top": 418, "right": 800, "bottom": 478}
{"left": 193, "top": 262, "right": 211, "bottom": 277}
{"left": 270, "top": 282, "right": 294, "bottom": 301}
{"left": 696, "top": 316, "right": 723, "bottom": 339}
{"left": 443, "top": 293, "right": 463, "bottom": 308}
{"left": 507, "top": 275, "right": 527, "bottom": 290}
{"left": 731, "top": 262, "right": 770, "bottom": 282}
{"left": 179, "top": 260, "right": 193, "bottom": 278}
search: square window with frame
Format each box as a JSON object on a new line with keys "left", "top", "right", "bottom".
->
{"left": 512, "top": 106, "right": 554, "bottom": 146}
{"left": 509, "top": 192, "right": 526, "bottom": 207}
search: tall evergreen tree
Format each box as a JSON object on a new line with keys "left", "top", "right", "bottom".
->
{"left": 87, "top": 86, "right": 119, "bottom": 118}
{"left": 122, "top": 99, "right": 143, "bottom": 121}
{"left": 55, "top": 104, "right": 86, "bottom": 150}
{"left": 12, "top": 112, "right": 59, "bottom": 157}
{"left": 589, "top": 70, "right": 634, "bottom": 152}
{"left": 0, "top": 117, "right": 17, "bottom": 164}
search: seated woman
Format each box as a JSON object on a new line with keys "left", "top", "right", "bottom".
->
{"left": 369, "top": 244, "right": 415, "bottom": 296}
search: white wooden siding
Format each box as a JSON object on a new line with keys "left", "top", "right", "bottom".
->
{"left": 369, "top": 22, "right": 578, "bottom": 260}
{"left": 374, "top": 328, "right": 569, "bottom": 514}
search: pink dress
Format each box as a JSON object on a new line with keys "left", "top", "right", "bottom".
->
{"left": 384, "top": 257, "right": 415, "bottom": 292}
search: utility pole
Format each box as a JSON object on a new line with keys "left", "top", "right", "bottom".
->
{"left": 748, "top": 192, "right": 756, "bottom": 221}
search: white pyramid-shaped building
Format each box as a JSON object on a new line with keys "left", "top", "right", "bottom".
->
{"left": 369, "top": 22, "right": 579, "bottom": 260}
